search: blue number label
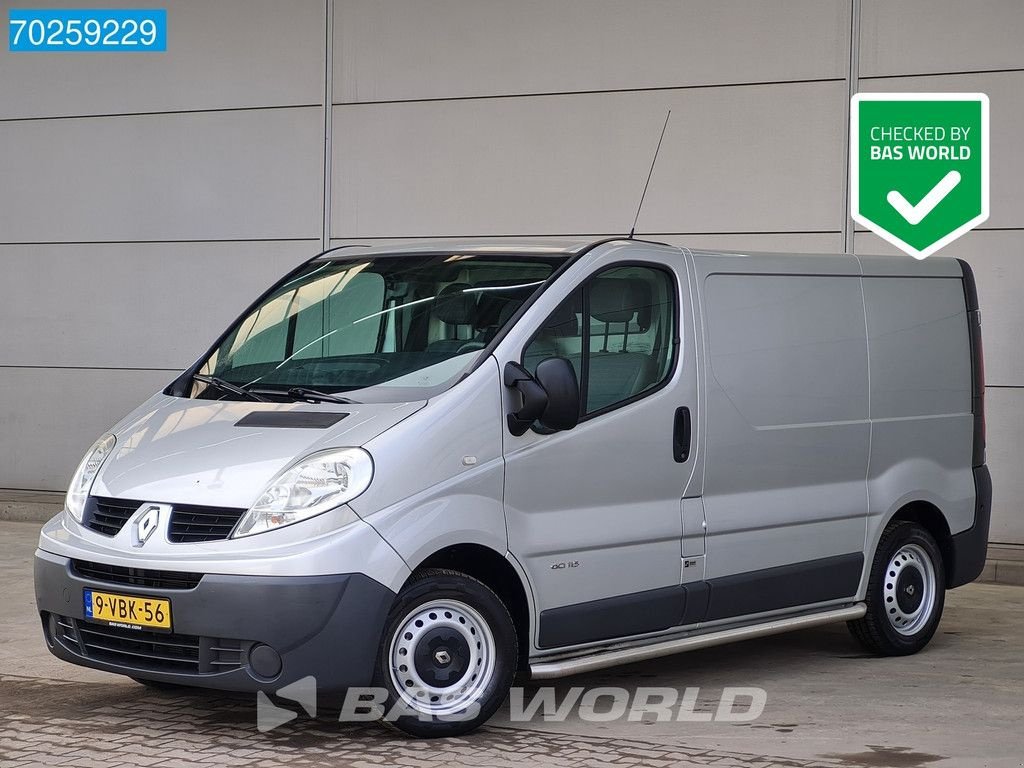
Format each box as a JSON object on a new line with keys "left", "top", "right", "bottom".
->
{"left": 9, "top": 9, "right": 167, "bottom": 52}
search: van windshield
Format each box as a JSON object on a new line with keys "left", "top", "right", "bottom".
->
{"left": 190, "top": 252, "right": 567, "bottom": 402}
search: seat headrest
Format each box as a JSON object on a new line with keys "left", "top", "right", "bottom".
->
{"left": 433, "top": 283, "right": 477, "bottom": 325}
{"left": 473, "top": 280, "right": 544, "bottom": 329}
{"left": 497, "top": 299, "right": 523, "bottom": 328}
{"left": 590, "top": 278, "right": 642, "bottom": 324}
{"left": 497, "top": 293, "right": 579, "bottom": 337}
{"left": 473, "top": 292, "right": 505, "bottom": 330}
{"left": 542, "top": 297, "right": 580, "bottom": 337}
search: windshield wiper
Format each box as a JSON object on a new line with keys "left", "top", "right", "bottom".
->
{"left": 193, "top": 373, "right": 268, "bottom": 402}
{"left": 283, "top": 387, "right": 358, "bottom": 405}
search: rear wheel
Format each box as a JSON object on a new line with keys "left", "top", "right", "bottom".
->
{"left": 848, "top": 521, "right": 945, "bottom": 655}
{"left": 372, "top": 568, "right": 517, "bottom": 738}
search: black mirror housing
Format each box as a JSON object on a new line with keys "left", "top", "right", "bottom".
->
{"left": 504, "top": 361, "right": 549, "bottom": 436}
{"left": 534, "top": 357, "right": 580, "bottom": 431}
{"left": 504, "top": 358, "right": 580, "bottom": 435}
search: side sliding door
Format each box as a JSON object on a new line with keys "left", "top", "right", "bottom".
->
{"left": 697, "top": 258, "right": 870, "bottom": 623}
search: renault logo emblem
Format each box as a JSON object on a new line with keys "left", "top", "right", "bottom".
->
{"left": 132, "top": 504, "right": 168, "bottom": 548}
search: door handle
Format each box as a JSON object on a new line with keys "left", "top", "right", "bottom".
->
{"left": 673, "top": 406, "right": 691, "bottom": 463}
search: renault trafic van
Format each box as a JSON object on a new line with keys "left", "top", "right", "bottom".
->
{"left": 35, "top": 239, "right": 991, "bottom": 736}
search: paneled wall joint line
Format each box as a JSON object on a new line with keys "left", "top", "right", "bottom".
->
{"left": 852, "top": 226, "right": 1024, "bottom": 237}
{"left": 0, "top": 487, "right": 67, "bottom": 495}
{"left": 330, "top": 77, "right": 846, "bottom": 108}
{"left": 0, "top": 238, "right": 321, "bottom": 246}
{"left": 321, "top": 0, "right": 334, "bottom": 251}
{"left": 843, "top": 0, "right": 861, "bottom": 255}
{"left": 0, "top": 103, "right": 321, "bottom": 124}
{"left": 861, "top": 66, "right": 1024, "bottom": 81}
{"left": 331, "top": 231, "right": 842, "bottom": 242}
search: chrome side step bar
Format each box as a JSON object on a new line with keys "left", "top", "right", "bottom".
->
{"left": 530, "top": 603, "right": 867, "bottom": 680}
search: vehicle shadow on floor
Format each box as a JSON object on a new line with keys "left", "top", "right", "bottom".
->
{"left": 2, "top": 622, "right": 941, "bottom": 768}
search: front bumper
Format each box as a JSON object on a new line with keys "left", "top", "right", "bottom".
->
{"left": 34, "top": 549, "right": 396, "bottom": 693}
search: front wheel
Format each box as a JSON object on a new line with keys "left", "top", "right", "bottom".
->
{"left": 848, "top": 521, "right": 946, "bottom": 655}
{"left": 372, "top": 568, "right": 518, "bottom": 737}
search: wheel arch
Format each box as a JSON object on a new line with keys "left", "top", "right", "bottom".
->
{"left": 407, "top": 543, "right": 533, "bottom": 670}
{"left": 883, "top": 500, "right": 955, "bottom": 587}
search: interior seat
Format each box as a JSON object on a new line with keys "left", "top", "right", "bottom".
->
{"left": 472, "top": 292, "right": 521, "bottom": 346}
{"left": 523, "top": 298, "right": 579, "bottom": 373}
{"left": 586, "top": 278, "right": 656, "bottom": 411}
{"left": 427, "top": 283, "right": 478, "bottom": 357}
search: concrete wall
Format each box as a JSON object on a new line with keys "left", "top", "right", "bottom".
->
{"left": 0, "top": 0, "right": 326, "bottom": 490}
{"left": 855, "top": 0, "right": 1024, "bottom": 544}
{"left": 0, "top": 1, "right": 1020, "bottom": 544}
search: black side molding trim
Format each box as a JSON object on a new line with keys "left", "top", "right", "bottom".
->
{"left": 704, "top": 552, "right": 864, "bottom": 622}
{"left": 234, "top": 411, "right": 349, "bottom": 429}
{"left": 538, "top": 585, "right": 685, "bottom": 649}
{"left": 537, "top": 553, "right": 864, "bottom": 649}
{"left": 679, "top": 581, "right": 710, "bottom": 625}
{"left": 948, "top": 464, "right": 992, "bottom": 588}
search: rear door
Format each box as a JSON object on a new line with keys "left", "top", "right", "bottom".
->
{"left": 495, "top": 242, "right": 701, "bottom": 650}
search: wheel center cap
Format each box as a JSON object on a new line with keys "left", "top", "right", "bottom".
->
{"left": 895, "top": 567, "right": 925, "bottom": 613}
{"left": 413, "top": 627, "right": 471, "bottom": 688}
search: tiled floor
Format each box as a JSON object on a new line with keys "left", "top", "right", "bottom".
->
{"left": 3, "top": 521, "right": 1023, "bottom": 768}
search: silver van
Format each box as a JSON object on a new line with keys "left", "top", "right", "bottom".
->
{"left": 35, "top": 239, "right": 991, "bottom": 736}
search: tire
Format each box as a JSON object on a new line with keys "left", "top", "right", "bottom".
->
{"left": 371, "top": 568, "right": 518, "bottom": 738}
{"left": 848, "top": 521, "right": 946, "bottom": 656}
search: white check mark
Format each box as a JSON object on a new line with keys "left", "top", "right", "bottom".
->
{"left": 886, "top": 170, "right": 962, "bottom": 225}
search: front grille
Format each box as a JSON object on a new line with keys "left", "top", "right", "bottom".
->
{"left": 85, "top": 497, "right": 140, "bottom": 536}
{"left": 168, "top": 505, "right": 246, "bottom": 543}
{"left": 72, "top": 559, "right": 203, "bottom": 590}
{"left": 50, "top": 614, "right": 248, "bottom": 675}
{"left": 83, "top": 496, "right": 246, "bottom": 543}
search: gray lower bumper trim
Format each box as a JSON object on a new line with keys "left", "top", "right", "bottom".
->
{"left": 34, "top": 549, "right": 396, "bottom": 693}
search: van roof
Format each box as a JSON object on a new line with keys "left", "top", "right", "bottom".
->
{"left": 315, "top": 238, "right": 600, "bottom": 259}
{"left": 687, "top": 248, "right": 963, "bottom": 278}
{"left": 314, "top": 238, "right": 963, "bottom": 278}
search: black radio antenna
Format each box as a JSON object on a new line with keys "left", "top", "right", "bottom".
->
{"left": 629, "top": 109, "right": 672, "bottom": 239}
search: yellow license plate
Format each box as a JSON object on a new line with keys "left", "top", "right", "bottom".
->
{"left": 83, "top": 589, "right": 172, "bottom": 632}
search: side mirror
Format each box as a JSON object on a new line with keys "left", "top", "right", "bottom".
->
{"left": 504, "top": 361, "right": 548, "bottom": 436}
{"left": 503, "top": 358, "right": 579, "bottom": 436}
{"left": 534, "top": 357, "right": 580, "bottom": 432}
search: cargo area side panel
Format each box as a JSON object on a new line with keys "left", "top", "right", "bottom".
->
{"left": 863, "top": 276, "right": 975, "bottom": 560}
{"left": 700, "top": 272, "right": 869, "bottom": 615}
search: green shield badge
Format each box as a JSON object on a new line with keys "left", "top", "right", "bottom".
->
{"left": 851, "top": 93, "right": 989, "bottom": 259}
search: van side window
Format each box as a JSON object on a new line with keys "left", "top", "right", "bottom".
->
{"left": 523, "top": 266, "right": 676, "bottom": 417}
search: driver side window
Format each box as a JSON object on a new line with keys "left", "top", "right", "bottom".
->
{"left": 523, "top": 265, "right": 677, "bottom": 417}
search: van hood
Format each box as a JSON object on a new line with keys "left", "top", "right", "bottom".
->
{"left": 91, "top": 395, "right": 425, "bottom": 509}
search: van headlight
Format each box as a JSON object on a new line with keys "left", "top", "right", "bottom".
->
{"left": 233, "top": 447, "right": 373, "bottom": 538}
{"left": 65, "top": 434, "right": 116, "bottom": 524}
